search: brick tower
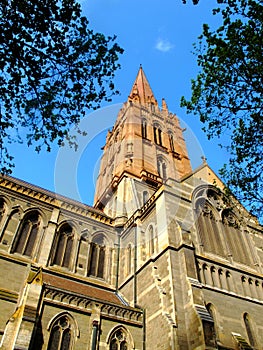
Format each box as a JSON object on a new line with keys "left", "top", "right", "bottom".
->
{"left": 94, "top": 66, "right": 191, "bottom": 221}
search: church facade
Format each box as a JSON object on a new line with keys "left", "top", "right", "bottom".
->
{"left": 0, "top": 67, "right": 263, "bottom": 349}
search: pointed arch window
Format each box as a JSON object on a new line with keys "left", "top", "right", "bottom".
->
{"left": 88, "top": 234, "right": 106, "bottom": 279}
{"left": 109, "top": 327, "right": 131, "bottom": 350}
{"left": 222, "top": 209, "right": 253, "bottom": 266}
{"left": 143, "top": 191, "right": 149, "bottom": 205}
{"left": 52, "top": 224, "right": 74, "bottom": 269}
{"left": 194, "top": 197, "right": 225, "bottom": 256}
{"left": 243, "top": 313, "right": 256, "bottom": 347}
{"left": 153, "top": 124, "right": 162, "bottom": 146}
{"left": 141, "top": 119, "right": 147, "bottom": 139}
{"left": 147, "top": 225, "right": 157, "bottom": 256}
{"left": 13, "top": 211, "right": 41, "bottom": 257}
{"left": 47, "top": 314, "right": 75, "bottom": 350}
{"left": 168, "top": 131, "right": 174, "bottom": 152}
{"left": 157, "top": 157, "right": 167, "bottom": 180}
{"left": 203, "top": 303, "right": 217, "bottom": 347}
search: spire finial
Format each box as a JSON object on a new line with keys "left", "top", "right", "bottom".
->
{"left": 201, "top": 155, "right": 207, "bottom": 164}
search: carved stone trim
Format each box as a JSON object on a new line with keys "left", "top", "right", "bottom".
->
{"left": 0, "top": 176, "right": 113, "bottom": 225}
{"left": 43, "top": 286, "right": 143, "bottom": 325}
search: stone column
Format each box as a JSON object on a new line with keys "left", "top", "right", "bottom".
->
{"left": 0, "top": 267, "right": 43, "bottom": 350}
{"left": 38, "top": 207, "right": 60, "bottom": 266}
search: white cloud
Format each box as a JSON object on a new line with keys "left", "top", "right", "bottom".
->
{"left": 155, "top": 38, "right": 174, "bottom": 52}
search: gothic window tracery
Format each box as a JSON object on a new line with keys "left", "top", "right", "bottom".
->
{"left": 222, "top": 209, "right": 253, "bottom": 265}
{"left": 109, "top": 327, "right": 131, "bottom": 350}
{"left": 194, "top": 186, "right": 255, "bottom": 267}
{"left": 195, "top": 197, "right": 225, "bottom": 256}
{"left": 12, "top": 211, "right": 41, "bottom": 257}
{"left": 52, "top": 224, "right": 74, "bottom": 269}
{"left": 47, "top": 314, "right": 75, "bottom": 350}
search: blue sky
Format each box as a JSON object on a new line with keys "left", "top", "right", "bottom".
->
{"left": 10, "top": 0, "right": 230, "bottom": 205}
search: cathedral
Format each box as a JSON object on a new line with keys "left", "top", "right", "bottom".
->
{"left": 0, "top": 67, "right": 262, "bottom": 350}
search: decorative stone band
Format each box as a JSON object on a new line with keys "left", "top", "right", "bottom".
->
{"left": 43, "top": 285, "right": 143, "bottom": 325}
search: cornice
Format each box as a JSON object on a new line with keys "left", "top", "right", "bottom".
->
{"left": 43, "top": 285, "right": 143, "bottom": 325}
{"left": 0, "top": 175, "right": 113, "bottom": 225}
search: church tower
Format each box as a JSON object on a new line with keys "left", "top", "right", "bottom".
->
{"left": 94, "top": 66, "right": 191, "bottom": 220}
{"left": 0, "top": 67, "right": 262, "bottom": 350}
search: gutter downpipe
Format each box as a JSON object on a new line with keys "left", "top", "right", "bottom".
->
{"left": 91, "top": 320, "right": 99, "bottom": 350}
{"left": 134, "top": 224, "right": 137, "bottom": 307}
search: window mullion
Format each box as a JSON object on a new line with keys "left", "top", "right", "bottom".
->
{"left": 22, "top": 221, "right": 32, "bottom": 255}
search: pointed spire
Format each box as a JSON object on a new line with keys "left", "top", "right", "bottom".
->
{"left": 128, "top": 66, "right": 158, "bottom": 106}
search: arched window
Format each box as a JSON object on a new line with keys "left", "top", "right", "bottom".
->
{"left": 141, "top": 119, "right": 147, "bottom": 139}
{"left": 142, "top": 191, "right": 149, "bottom": 205}
{"left": 194, "top": 198, "right": 225, "bottom": 256}
{"left": 88, "top": 234, "right": 106, "bottom": 279}
{"left": 0, "top": 198, "right": 6, "bottom": 224}
{"left": 109, "top": 327, "right": 132, "bottom": 350}
{"left": 147, "top": 225, "right": 156, "bottom": 256}
{"left": 243, "top": 313, "right": 256, "bottom": 347}
{"left": 222, "top": 210, "right": 253, "bottom": 266}
{"left": 13, "top": 211, "right": 41, "bottom": 257}
{"left": 168, "top": 131, "right": 174, "bottom": 152}
{"left": 204, "top": 304, "right": 217, "bottom": 346}
{"left": 52, "top": 224, "right": 74, "bottom": 269}
{"left": 153, "top": 124, "right": 162, "bottom": 146}
{"left": 47, "top": 314, "right": 76, "bottom": 350}
{"left": 157, "top": 157, "right": 167, "bottom": 180}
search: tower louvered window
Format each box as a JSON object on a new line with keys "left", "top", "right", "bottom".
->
{"left": 168, "top": 132, "right": 174, "bottom": 152}
{"left": 141, "top": 119, "right": 147, "bottom": 139}
{"left": 157, "top": 157, "right": 167, "bottom": 180}
{"left": 153, "top": 124, "right": 162, "bottom": 146}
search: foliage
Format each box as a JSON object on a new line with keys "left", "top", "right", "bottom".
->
{"left": 181, "top": 0, "right": 263, "bottom": 219}
{"left": 182, "top": 0, "right": 199, "bottom": 4}
{"left": 0, "top": 0, "right": 123, "bottom": 173}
